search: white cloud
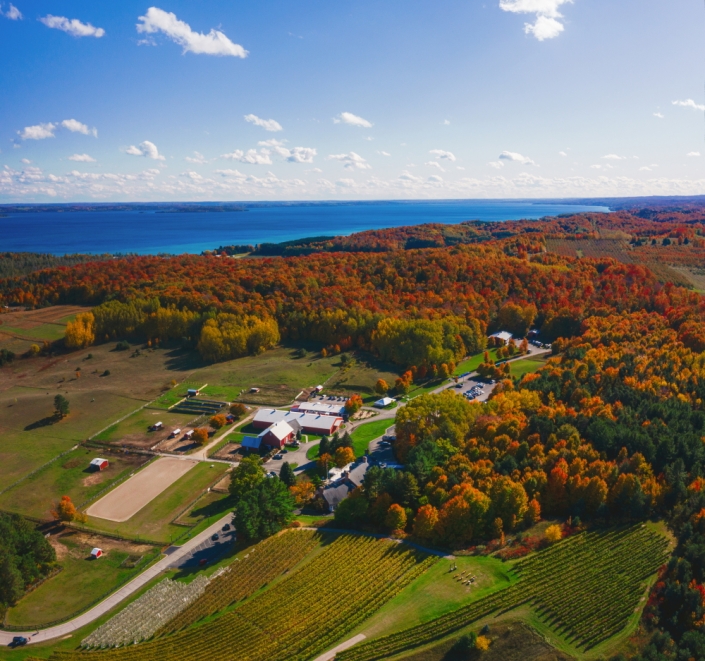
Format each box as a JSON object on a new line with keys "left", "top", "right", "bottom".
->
{"left": 428, "top": 175, "right": 443, "bottom": 183}
{"left": 61, "top": 119, "right": 97, "bottom": 137}
{"left": 125, "top": 140, "right": 165, "bottom": 161}
{"left": 327, "top": 152, "right": 371, "bottom": 170}
{"left": 654, "top": 112, "right": 664, "bottom": 119}
{"left": 602, "top": 154, "right": 625, "bottom": 160}
{"left": 333, "top": 112, "right": 373, "bottom": 128}
{"left": 136, "top": 7, "right": 247, "bottom": 58}
{"left": 559, "top": 151, "right": 568, "bottom": 156}
{"left": 39, "top": 15, "right": 105, "bottom": 38}
{"left": 378, "top": 151, "right": 391, "bottom": 157}
{"left": 244, "top": 114, "right": 283, "bottom": 132}
{"left": 68, "top": 153, "right": 96, "bottom": 162}
{"left": 499, "top": 151, "right": 537, "bottom": 166}
{"left": 457, "top": 166, "right": 466, "bottom": 171}
{"left": 336, "top": 178, "right": 357, "bottom": 188}
{"left": 281, "top": 147, "right": 316, "bottom": 164}
{"left": 258, "top": 139, "right": 286, "bottom": 147}
{"left": 19, "top": 123, "right": 56, "bottom": 140}
{"left": 21, "top": 158, "right": 31, "bottom": 164}
{"left": 185, "top": 151, "right": 207, "bottom": 164}
{"left": 429, "top": 149, "right": 456, "bottom": 161}
{"left": 443, "top": 119, "right": 451, "bottom": 125}
{"left": 488, "top": 161, "right": 505, "bottom": 170}
{"left": 221, "top": 148, "right": 272, "bottom": 165}
{"left": 425, "top": 161, "right": 445, "bottom": 171}
{"left": 399, "top": 171, "right": 422, "bottom": 183}
{"left": 673, "top": 99, "right": 705, "bottom": 112}
{"left": 499, "top": 0, "right": 573, "bottom": 41}
{"left": 2, "top": 3, "right": 21, "bottom": 19}
{"left": 687, "top": 152, "right": 701, "bottom": 157}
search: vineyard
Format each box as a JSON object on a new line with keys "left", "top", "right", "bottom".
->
{"left": 160, "top": 528, "right": 319, "bottom": 634}
{"left": 48, "top": 533, "right": 437, "bottom": 661}
{"left": 544, "top": 238, "right": 633, "bottom": 262}
{"left": 337, "top": 525, "right": 670, "bottom": 661}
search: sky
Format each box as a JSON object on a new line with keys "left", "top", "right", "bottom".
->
{"left": 1, "top": 0, "right": 705, "bottom": 202}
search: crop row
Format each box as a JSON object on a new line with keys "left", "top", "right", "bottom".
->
{"left": 49, "top": 533, "right": 437, "bottom": 661}
{"left": 160, "top": 529, "right": 319, "bottom": 634}
{"left": 337, "top": 525, "right": 670, "bottom": 661}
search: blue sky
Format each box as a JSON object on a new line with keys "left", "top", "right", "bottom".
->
{"left": 1, "top": 0, "right": 704, "bottom": 201}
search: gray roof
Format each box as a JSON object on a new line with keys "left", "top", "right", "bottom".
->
{"left": 321, "top": 460, "right": 369, "bottom": 510}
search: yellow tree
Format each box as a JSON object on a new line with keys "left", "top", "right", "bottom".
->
{"left": 334, "top": 446, "right": 355, "bottom": 468}
{"left": 65, "top": 312, "right": 96, "bottom": 349}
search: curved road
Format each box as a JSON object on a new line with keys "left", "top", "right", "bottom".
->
{"left": 0, "top": 514, "right": 233, "bottom": 647}
{"left": 1, "top": 348, "right": 549, "bottom": 647}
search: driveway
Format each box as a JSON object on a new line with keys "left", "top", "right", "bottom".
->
{"left": 0, "top": 514, "right": 235, "bottom": 647}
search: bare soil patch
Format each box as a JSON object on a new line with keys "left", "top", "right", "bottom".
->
{"left": 0, "top": 305, "right": 88, "bottom": 331}
{"left": 212, "top": 474, "right": 232, "bottom": 493}
{"left": 212, "top": 443, "right": 243, "bottom": 461}
{"left": 51, "top": 528, "right": 155, "bottom": 555}
{"left": 86, "top": 457, "right": 197, "bottom": 522}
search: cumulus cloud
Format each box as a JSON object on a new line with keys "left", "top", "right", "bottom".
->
{"left": 429, "top": 149, "right": 456, "bottom": 161}
{"left": 244, "top": 114, "right": 283, "bottom": 132}
{"left": 559, "top": 151, "right": 568, "bottom": 156}
{"left": 654, "top": 112, "right": 665, "bottom": 119}
{"left": 1, "top": 3, "right": 21, "bottom": 19}
{"left": 21, "top": 158, "right": 31, "bottom": 164}
{"left": 68, "top": 153, "right": 96, "bottom": 162}
{"left": 602, "top": 154, "right": 625, "bottom": 160}
{"left": 378, "top": 151, "right": 391, "bottom": 156}
{"left": 426, "top": 161, "right": 444, "bottom": 171}
{"left": 499, "top": 151, "right": 537, "bottom": 166}
{"left": 334, "top": 112, "right": 373, "bottom": 128}
{"left": 499, "top": 0, "right": 573, "bottom": 41}
{"left": 399, "top": 171, "right": 423, "bottom": 183}
{"left": 39, "top": 14, "right": 105, "bottom": 37}
{"left": 185, "top": 151, "right": 207, "bottom": 164}
{"left": 19, "top": 123, "right": 56, "bottom": 140}
{"left": 673, "top": 99, "right": 705, "bottom": 112}
{"left": 136, "top": 7, "right": 247, "bottom": 57}
{"left": 687, "top": 152, "right": 701, "bottom": 157}
{"left": 61, "top": 119, "right": 97, "bottom": 137}
{"left": 221, "top": 148, "right": 272, "bottom": 165}
{"left": 125, "top": 140, "right": 165, "bottom": 160}
{"left": 328, "top": 152, "right": 371, "bottom": 170}
{"left": 443, "top": 119, "right": 451, "bottom": 125}
{"left": 428, "top": 175, "right": 443, "bottom": 183}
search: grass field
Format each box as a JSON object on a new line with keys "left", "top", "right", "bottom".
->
{"left": 453, "top": 349, "right": 500, "bottom": 375}
{"left": 510, "top": 356, "right": 549, "bottom": 380}
{"left": 173, "top": 489, "right": 234, "bottom": 527}
{"left": 4, "top": 531, "right": 160, "bottom": 629}
{"left": 93, "top": 408, "right": 198, "bottom": 445}
{"left": 85, "top": 461, "right": 229, "bottom": 543}
{"left": 0, "top": 447, "right": 150, "bottom": 520}
{"left": 351, "top": 418, "right": 393, "bottom": 456}
{"left": 326, "top": 358, "right": 400, "bottom": 396}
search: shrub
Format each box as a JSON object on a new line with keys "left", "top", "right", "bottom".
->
{"left": 545, "top": 524, "right": 563, "bottom": 543}
{"left": 116, "top": 340, "right": 130, "bottom": 351}
{"left": 475, "top": 635, "right": 491, "bottom": 651}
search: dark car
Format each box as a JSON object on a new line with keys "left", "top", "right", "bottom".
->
{"left": 222, "top": 523, "right": 231, "bottom": 532}
{"left": 10, "top": 637, "right": 28, "bottom": 647}
{"left": 212, "top": 533, "right": 220, "bottom": 541}
{"left": 199, "top": 558, "right": 208, "bottom": 567}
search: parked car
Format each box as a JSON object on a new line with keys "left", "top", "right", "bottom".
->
{"left": 212, "top": 533, "right": 220, "bottom": 541}
{"left": 222, "top": 523, "right": 231, "bottom": 532}
{"left": 274, "top": 453, "right": 283, "bottom": 460}
{"left": 10, "top": 637, "right": 28, "bottom": 647}
{"left": 199, "top": 558, "right": 208, "bottom": 567}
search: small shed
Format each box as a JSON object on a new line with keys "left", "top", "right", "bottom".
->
{"left": 91, "top": 548, "right": 103, "bottom": 559}
{"left": 90, "top": 458, "right": 109, "bottom": 472}
{"left": 250, "top": 387, "right": 261, "bottom": 393}
{"left": 489, "top": 331, "right": 513, "bottom": 345}
{"left": 241, "top": 436, "right": 262, "bottom": 451}
{"left": 374, "top": 397, "right": 395, "bottom": 408}
{"left": 187, "top": 389, "right": 199, "bottom": 398}
{"left": 169, "top": 428, "right": 181, "bottom": 439}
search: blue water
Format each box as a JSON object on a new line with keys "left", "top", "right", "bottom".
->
{"left": 0, "top": 200, "right": 608, "bottom": 255}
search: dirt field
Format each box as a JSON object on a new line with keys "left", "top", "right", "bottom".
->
{"left": 87, "top": 456, "right": 197, "bottom": 522}
{"left": 0, "top": 305, "right": 87, "bottom": 341}
{"left": 212, "top": 443, "right": 242, "bottom": 461}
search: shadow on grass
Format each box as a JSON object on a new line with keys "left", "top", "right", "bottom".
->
{"left": 191, "top": 495, "right": 236, "bottom": 521}
{"left": 24, "top": 415, "right": 59, "bottom": 431}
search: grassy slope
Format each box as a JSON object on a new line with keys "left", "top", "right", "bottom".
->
{"left": 5, "top": 541, "right": 160, "bottom": 629}
{"left": 453, "top": 349, "right": 500, "bottom": 376}
{"left": 509, "top": 356, "right": 549, "bottom": 381}
{"left": 351, "top": 418, "right": 393, "bottom": 456}
{"left": 0, "top": 448, "right": 150, "bottom": 519}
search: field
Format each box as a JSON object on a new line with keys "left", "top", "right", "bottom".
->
{"left": 4, "top": 529, "right": 159, "bottom": 629}
{"left": 509, "top": 356, "right": 550, "bottom": 381}
{"left": 453, "top": 349, "right": 500, "bottom": 376}
{"left": 0, "top": 447, "right": 150, "bottom": 520}
{"left": 545, "top": 238, "right": 633, "bottom": 262}
{"left": 325, "top": 357, "right": 401, "bottom": 397}
{"left": 87, "top": 457, "right": 198, "bottom": 523}
{"left": 338, "top": 525, "right": 670, "bottom": 661}
{"left": 47, "top": 533, "right": 437, "bottom": 661}
{"left": 85, "top": 461, "right": 228, "bottom": 543}
{"left": 351, "top": 418, "right": 394, "bottom": 456}
{"left": 0, "top": 306, "right": 86, "bottom": 354}
{"left": 93, "top": 408, "right": 200, "bottom": 450}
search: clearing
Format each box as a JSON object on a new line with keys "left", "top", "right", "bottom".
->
{"left": 93, "top": 408, "right": 201, "bottom": 450}
{"left": 351, "top": 418, "right": 394, "bottom": 456}
{"left": 86, "top": 457, "right": 197, "bottom": 523}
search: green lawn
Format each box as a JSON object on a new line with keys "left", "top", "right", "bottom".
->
{"left": 306, "top": 443, "right": 321, "bottom": 460}
{"left": 175, "top": 489, "right": 234, "bottom": 526}
{"left": 407, "top": 378, "right": 446, "bottom": 399}
{"left": 86, "top": 461, "right": 229, "bottom": 543}
{"left": 93, "top": 408, "right": 198, "bottom": 443}
{"left": 354, "top": 554, "right": 515, "bottom": 640}
{"left": 4, "top": 537, "right": 160, "bottom": 628}
{"left": 350, "top": 418, "right": 394, "bottom": 457}
{"left": 453, "top": 348, "right": 500, "bottom": 376}
{"left": 510, "top": 356, "right": 549, "bottom": 380}
{"left": 0, "top": 448, "right": 151, "bottom": 519}
{"left": 325, "top": 358, "right": 401, "bottom": 396}
{"left": 151, "top": 382, "right": 205, "bottom": 410}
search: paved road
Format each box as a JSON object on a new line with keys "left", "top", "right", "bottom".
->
{"left": 0, "top": 514, "right": 234, "bottom": 647}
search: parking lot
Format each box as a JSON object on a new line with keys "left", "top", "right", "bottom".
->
{"left": 169, "top": 519, "right": 236, "bottom": 570}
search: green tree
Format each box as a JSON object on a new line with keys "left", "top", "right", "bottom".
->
{"left": 318, "top": 435, "right": 330, "bottom": 457}
{"left": 279, "top": 462, "right": 297, "bottom": 488}
{"left": 229, "top": 455, "right": 265, "bottom": 502}
{"left": 234, "top": 478, "right": 295, "bottom": 541}
{"left": 385, "top": 504, "right": 407, "bottom": 532}
{"left": 333, "top": 492, "right": 369, "bottom": 528}
{"left": 54, "top": 394, "right": 70, "bottom": 418}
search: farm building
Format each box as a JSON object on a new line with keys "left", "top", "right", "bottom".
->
{"left": 90, "top": 458, "right": 109, "bottom": 471}
{"left": 291, "top": 401, "right": 347, "bottom": 417}
{"left": 374, "top": 397, "right": 395, "bottom": 408}
{"left": 241, "top": 436, "right": 262, "bottom": 451}
{"left": 320, "top": 457, "right": 370, "bottom": 512}
{"left": 253, "top": 408, "right": 342, "bottom": 435}
{"left": 258, "top": 420, "right": 295, "bottom": 449}
{"left": 314, "top": 385, "right": 323, "bottom": 392}
{"left": 91, "top": 548, "right": 103, "bottom": 559}
{"left": 489, "top": 331, "right": 513, "bottom": 345}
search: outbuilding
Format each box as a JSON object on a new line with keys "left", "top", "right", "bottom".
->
{"left": 374, "top": 397, "right": 395, "bottom": 408}
{"left": 90, "top": 458, "right": 109, "bottom": 472}
{"left": 187, "top": 389, "right": 199, "bottom": 398}
{"left": 489, "top": 331, "right": 513, "bottom": 345}
{"left": 91, "top": 548, "right": 103, "bottom": 559}
{"left": 241, "top": 435, "right": 262, "bottom": 451}
{"left": 169, "top": 428, "right": 181, "bottom": 439}
{"left": 150, "top": 421, "right": 163, "bottom": 431}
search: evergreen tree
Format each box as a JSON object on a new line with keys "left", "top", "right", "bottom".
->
{"left": 234, "top": 478, "right": 295, "bottom": 541}
{"left": 279, "top": 462, "right": 297, "bottom": 488}
{"left": 318, "top": 435, "right": 330, "bottom": 457}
